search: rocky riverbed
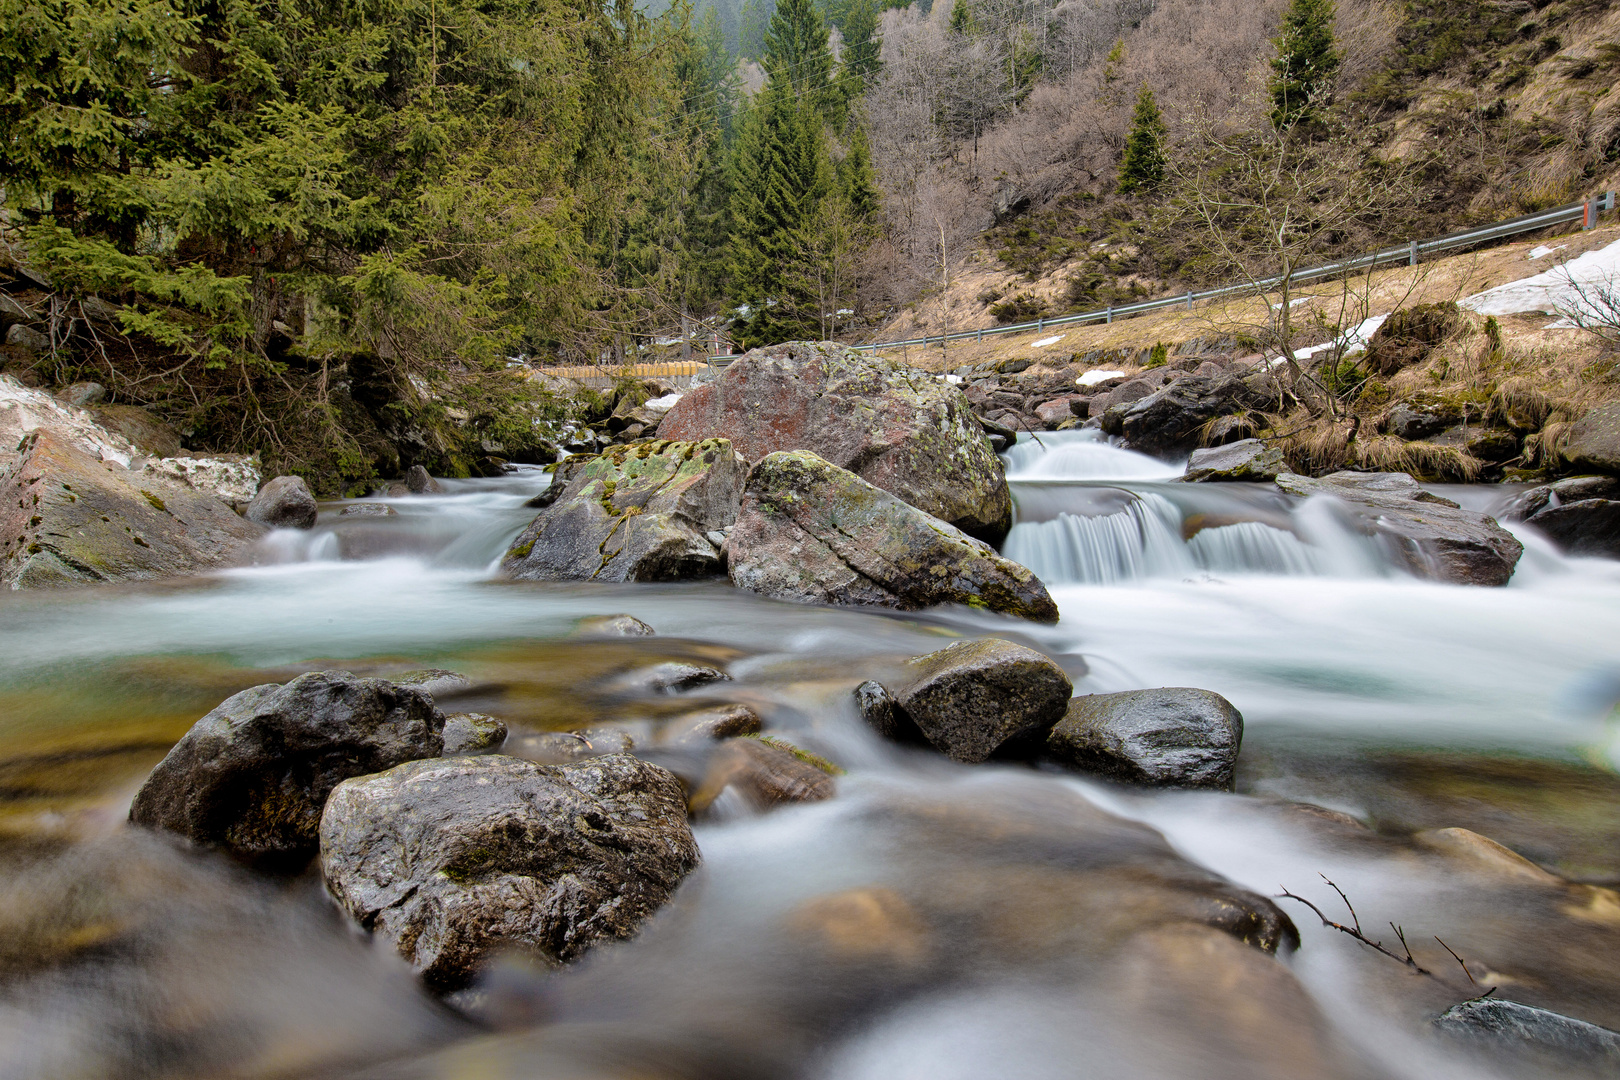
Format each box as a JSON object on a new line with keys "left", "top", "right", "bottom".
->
{"left": 2, "top": 343, "right": 1620, "bottom": 1079}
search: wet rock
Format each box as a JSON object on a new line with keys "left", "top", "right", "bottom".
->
{"left": 1523, "top": 501, "right": 1620, "bottom": 558}
{"left": 1276, "top": 471, "right": 1522, "bottom": 585}
{"left": 405, "top": 465, "right": 442, "bottom": 494}
{"left": 617, "top": 661, "right": 732, "bottom": 695}
{"left": 1102, "top": 374, "right": 1272, "bottom": 457}
{"left": 854, "top": 679, "right": 911, "bottom": 741}
{"left": 501, "top": 439, "right": 745, "bottom": 583}
{"left": 1499, "top": 475, "right": 1619, "bottom": 520}
{"left": 726, "top": 451, "right": 1059, "bottom": 623}
{"left": 245, "top": 475, "right": 318, "bottom": 530}
{"left": 441, "top": 712, "right": 508, "bottom": 753}
{"left": 976, "top": 412, "right": 1018, "bottom": 448}
{"left": 889, "top": 639, "right": 1073, "bottom": 763}
{"left": 1180, "top": 439, "right": 1285, "bottom": 482}
{"left": 572, "top": 613, "right": 657, "bottom": 637}
{"left": 666, "top": 703, "right": 763, "bottom": 743}
{"left": 1046, "top": 689, "right": 1243, "bottom": 789}
{"left": 0, "top": 429, "right": 263, "bottom": 589}
{"left": 340, "top": 502, "right": 396, "bottom": 517}
{"left": 690, "top": 736, "right": 838, "bottom": 814}
{"left": 1433, "top": 999, "right": 1620, "bottom": 1064}
{"left": 657, "top": 341, "right": 1012, "bottom": 542}
{"left": 1096, "top": 377, "right": 1157, "bottom": 415}
{"left": 129, "top": 671, "right": 445, "bottom": 862}
{"left": 1562, "top": 404, "right": 1620, "bottom": 475}
{"left": 319, "top": 753, "right": 699, "bottom": 988}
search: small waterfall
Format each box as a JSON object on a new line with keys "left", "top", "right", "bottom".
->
{"left": 1003, "top": 493, "right": 1194, "bottom": 584}
{"left": 1186, "top": 521, "right": 1326, "bottom": 576}
{"left": 1002, "top": 430, "right": 1183, "bottom": 482}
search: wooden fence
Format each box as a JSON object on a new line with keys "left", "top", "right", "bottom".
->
{"left": 541, "top": 360, "right": 714, "bottom": 389}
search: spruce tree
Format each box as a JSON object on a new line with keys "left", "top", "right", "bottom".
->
{"left": 1117, "top": 84, "right": 1167, "bottom": 194}
{"left": 1269, "top": 0, "right": 1339, "bottom": 129}
{"left": 838, "top": 125, "right": 881, "bottom": 221}
{"left": 839, "top": 0, "right": 882, "bottom": 93}
{"left": 949, "top": 0, "right": 974, "bottom": 35}
{"left": 764, "top": 0, "right": 834, "bottom": 103}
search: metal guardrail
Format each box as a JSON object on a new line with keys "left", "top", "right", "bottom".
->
{"left": 707, "top": 192, "right": 1615, "bottom": 363}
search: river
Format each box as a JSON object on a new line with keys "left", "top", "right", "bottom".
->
{"left": 2, "top": 435, "right": 1619, "bottom": 1079}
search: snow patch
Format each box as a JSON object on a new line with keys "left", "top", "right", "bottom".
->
{"left": 1292, "top": 315, "right": 1389, "bottom": 362}
{"left": 1076, "top": 369, "right": 1126, "bottom": 386}
{"left": 1032, "top": 334, "right": 1064, "bottom": 348}
{"left": 1462, "top": 238, "right": 1620, "bottom": 325}
{"left": 1528, "top": 244, "right": 1566, "bottom": 260}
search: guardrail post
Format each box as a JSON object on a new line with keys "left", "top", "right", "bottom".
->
{"left": 1106, "top": 306, "right": 1112, "bottom": 324}
{"left": 1186, "top": 292, "right": 1192, "bottom": 310}
{"left": 1037, "top": 316, "right": 1044, "bottom": 332}
{"left": 977, "top": 328, "right": 982, "bottom": 342}
{"left": 1408, "top": 239, "right": 1419, "bottom": 266}
{"left": 1585, "top": 199, "right": 1599, "bottom": 230}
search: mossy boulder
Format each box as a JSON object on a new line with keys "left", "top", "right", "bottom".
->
{"left": 129, "top": 671, "right": 446, "bottom": 864}
{"left": 501, "top": 438, "right": 746, "bottom": 583}
{"left": 0, "top": 429, "right": 263, "bottom": 589}
{"left": 726, "top": 451, "right": 1059, "bottom": 622}
{"left": 1562, "top": 404, "right": 1620, "bottom": 476}
{"left": 657, "top": 341, "right": 1012, "bottom": 542}
{"left": 1364, "top": 302, "right": 1461, "bottom": 377}
{"left": 319, "top": 753, "right": 699, "bottom": 988}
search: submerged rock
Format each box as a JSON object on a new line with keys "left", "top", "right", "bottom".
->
{"left": 725, "top": 451, "right": 1059, "bottom": 622}
{"left": 245, "top": 475, "right": 318, "bottom": 530}
{"left": 501, "top": 439, "right": 746, "bottom": 583}
{"left": 508, "top": 727, "right": 636, "bottom": 764}
{"left": 612, "top": 661, "right": 732, "bottom": 695}
{"left": 0, "top": 429, "right": 263, "bottom": 589}
{"left": 666, "top": 703, "right": 763, "bottom": 743}
{"left": 657, "top": 341, "right": 1012, "bottom": 541}
{"left": 689, "top": 736, "right": 839, "bottom": 815}
{"left": 572, "top": 613, "right": 657, "bottom": 637}
{"left": 1180, "top": 439, "right": 1285, "bottom": 483}
{"left": 129, "top": 671, "right": 445, "bottom": 862}
{"left": 887, "top": 639, "right": 1073, "bottom": 763}
{"left": 319, "top": 753, "right": 699, "bottom": 988}
{"left": 441, "top": 712, "right": 508, "bottom": 753}
{"left": 1046, "top": 688, "right": 1244, "bottom": 789}
{"left": 1433, "top": 999, "right": 1620, "bottom": 1064}
{"left": 1275, "top": 471, "right": 1522, "bottom": 586}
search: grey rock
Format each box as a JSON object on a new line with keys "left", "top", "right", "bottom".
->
{"left": 990, "top": 181, "right": 1030, "bottom": 223}
{"left": 1181, "top": 439, "right": 1285, "bottom": 482}
{"left": 1102, "top": 374, "right": 1272, "bottom": 457}
{"left": 1525, "top": 499, "right": 1620, "bottom": 558}
{"left": 406, "top": 465, "right": 442, "bottom": 494}
{"left": 854, "top": 679, "right": 908, "bottom": 741}
{"left": 621, "top": 661, "right": 732, "bottom": 695}
{"left": 658, "top": 342, "right": 1013, "bottom": 542}
{"left": 1275, "top": 471, "right": 1522, "bottom": 586}
{"left": 1433, "top": 999, "right": 1620, "bottom": 1064}
{"left": 502, "top": 439, "right": 745, "bottom": 584}
{"left": 690, "top": 736, "right": 838, "bottom": 816}
{"left": 59, "top": 381, "right": 106, "bottom": 408}
{"left": 0, "top": 430, "right": 263, "bottom": 590}
{"left": 441, "top": 712, "right": 508, "bottom": 754}
{"left": 666, "top": 703, "right": 763, "bottom": 744}
{"left": 129, "top": 671, "right": 445, "bottom": 862}
{"left": 725, "top": 451, "right": 1059, "bottom": 623}
{"left": 1498, "top": 475, "right": 1620, "bottom": 521}
{"left": 1383, "top": 403, "right": 1453, "bottom": 441}
{"left": 572, "top": 613, "right": 657, "bottom": 637}
{"left": 0, "top": 293, "right": 36, "bottom": 326}
{"left": 1563, "top": 404, "right": 1620, "bottom": 475}
{"left": 339, "top": 502, "right": 396, "bottom": 517}
{"left": 1046, "top": 688, "right": 1244, "bottom": 789}
{"left": 890, "top": 639, "right": 1073, "bottom": 763}
{"left": 5, "top": 323, "right": 49, "bottom": 351}
{"left": 246, "top": 475, "right": 319, "bottom": 530}
{"left": 319, "top": 753, "right": 699, "bottom": 988}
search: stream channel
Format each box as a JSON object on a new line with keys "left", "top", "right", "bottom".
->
{"left": 3, "top": 431, "right": 1620, "bottom": 1078}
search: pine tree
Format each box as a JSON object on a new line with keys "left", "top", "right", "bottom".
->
{"left": 1269, "top": 0, "right": 1339, "bottom": 129}
{"left": 1117, "top": 84, "right": 1167, "bottom": 194}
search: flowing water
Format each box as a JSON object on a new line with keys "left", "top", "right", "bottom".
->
{"left": 4, "top": 436, "right": 1620, "bottom": 1079}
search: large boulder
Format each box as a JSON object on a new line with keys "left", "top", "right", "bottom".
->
{"left": 725, "top": 451, "right": 1059, "bottom": 622}
{"left": 1276, "top": 471, "right": 1522, "bottom": 585}
{"left": 1101, "top": 374, "right": 1273, "bottom": 457}
{"left": 1046, "top": 688, "right": 1243, "bottom": 789}
{"left": 1561, "top": 404, "right": 1620, "bottom": 476}
{"left": 1, "top": 372, "right": 140, "bottom": 470}
{"left": 245, "top": 474, "right": 318, "bottom": 530}
{"left": 319, "top": 753, "right": 699, "bottom": 988}
{"left": 129, "top": 671, "right": 445, "bottom": 862}
{"left": 1500, "top": 476, "right": 1620, "bottom": 558}
{"left": 884, "top": 639, "right": 1073, "bottom": 763}
{"left": 657, "top": 341, "right": 1012, "bottom": 541}
{"left": 1363, "top": 302, "right": 1459, "bottom": 377}
{"left": 1180, "top": 439, "right": 1285, "bottom": 482}
{"left": 502, "top": 439, "right": 746, "bottom": 583}
{"left": 0, "top": 429, "right": 263, "bottom": 589}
